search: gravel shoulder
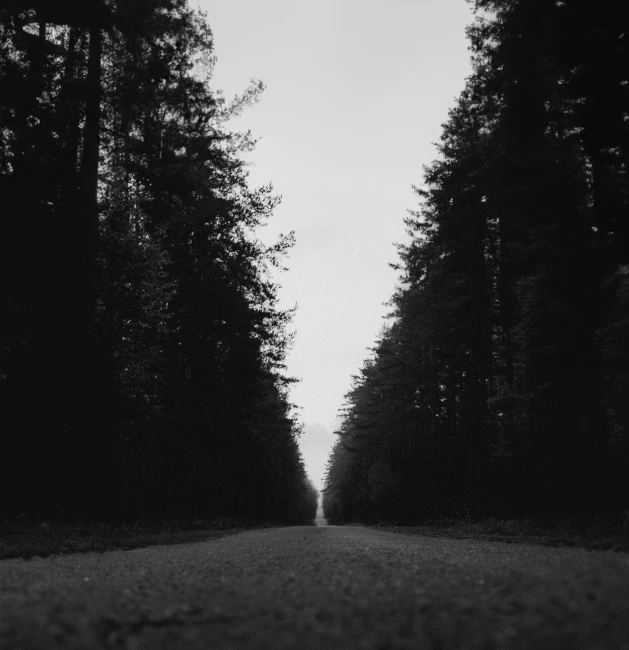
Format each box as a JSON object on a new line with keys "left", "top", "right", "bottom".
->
{"left": 2, "top": 525, "right": 629, "bottom": 649}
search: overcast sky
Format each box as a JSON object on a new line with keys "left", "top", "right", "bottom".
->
{"left": 197, "top": 0, "right": 474, "bottom": 490}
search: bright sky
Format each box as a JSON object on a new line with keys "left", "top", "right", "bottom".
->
{"left": 197, "top": 0, "right": 474, "bottom": 490}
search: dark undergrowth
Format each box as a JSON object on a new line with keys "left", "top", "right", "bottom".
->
{"left": 368, "top": 514, "right": 629, "bottom": 553}
{"left": 0, "top": 516, "right": 278, "bottom": 560}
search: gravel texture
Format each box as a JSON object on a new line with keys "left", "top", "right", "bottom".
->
{"left": 1, "top": 525, "right": 629, "bottom": 649}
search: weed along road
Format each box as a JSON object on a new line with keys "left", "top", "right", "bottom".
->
{"left": 2, "top": 526, "right": 629, "bottom": 649}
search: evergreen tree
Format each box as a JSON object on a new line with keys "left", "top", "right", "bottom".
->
{"left": 1, "top": 0, "right": 316, "bottom": 524}
{"left": 325, "top": 0, "right": 629, "bottom": 522}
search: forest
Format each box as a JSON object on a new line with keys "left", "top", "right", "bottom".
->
{"left": 0, "top": 0, "right": 318, "bottom": 525}
{"left": 324, "top": 0, "right": 629, "bottom": 524}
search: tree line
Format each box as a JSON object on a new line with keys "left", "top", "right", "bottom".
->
{"left": 0, "top": 0, "right": 317, "bottom": 524}
{"left": 324, "top": 0, "right": 629, "bottom": 524}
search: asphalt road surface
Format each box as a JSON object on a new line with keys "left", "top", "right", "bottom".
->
{"left": 2, "top": 525, "right": 629, "bottom": 649}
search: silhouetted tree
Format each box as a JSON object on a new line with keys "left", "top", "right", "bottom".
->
{"left": 1, "top": 0, "right": 316, "bottom": 524}
{"left": 324, "top": 0, "right": 629, "bottom": 523}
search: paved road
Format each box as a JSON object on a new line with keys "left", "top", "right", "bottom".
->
{"left": 2, "top": 525, "right": 629, "bottom": 649}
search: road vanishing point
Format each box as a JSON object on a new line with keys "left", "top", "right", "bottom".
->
{"left": 2, "top": 525, "right": 629, "bottom": 649}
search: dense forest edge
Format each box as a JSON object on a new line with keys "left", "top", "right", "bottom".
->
{"left": 323, "top": 0, "right": 629, "bottom": 537}
{"left": 0, "top": 0, "right": 318, "bottom": 531}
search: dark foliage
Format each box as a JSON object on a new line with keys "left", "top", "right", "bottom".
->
{"left": 324, "top": 0, "right": 629, "bottom": 524}
{"left": 0, "top": 0, "right": 316, "bottom": 524}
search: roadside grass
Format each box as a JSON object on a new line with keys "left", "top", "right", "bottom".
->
{"left": 0, "top": 516, "right": 269, "bottom": 560}
{"left": 371, "top": 514, "right": 629, "bottom": 552}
